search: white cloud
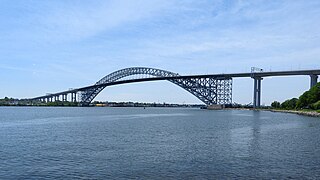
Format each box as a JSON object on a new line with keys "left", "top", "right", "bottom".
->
{"left": 31, "top": 0, "right": 173, "bottom": 42}
{"left": 1, "top": 0, "right": 320, "bottom": 102}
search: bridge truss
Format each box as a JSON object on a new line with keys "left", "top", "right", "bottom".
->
{"left": 30, "top": 67, "right": 320, "bottom": 108}
{"left": 79, "top": 67, "right": 232, "bottom": 106}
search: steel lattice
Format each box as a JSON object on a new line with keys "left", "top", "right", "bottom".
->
{"left": 79, "top": 67, "right": 232, "bottom": 106}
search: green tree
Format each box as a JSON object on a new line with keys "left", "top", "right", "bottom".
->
{"left": 296, "top": 82, "right": 320, "bottom": 109}
{"left": 271, "top": 101, "right": 281, "bottom": 108}
{"left": 281, "top": 98, "right": 298, "bottom": 110}
{"left": 310, "top": 100, "right": 320, "bottom": 110}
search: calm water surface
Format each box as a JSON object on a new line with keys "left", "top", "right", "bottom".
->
{"left": 1, "top": 107, "right": 320, "bottom": 179}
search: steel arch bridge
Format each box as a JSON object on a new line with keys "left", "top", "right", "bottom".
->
{"left": 79, "top": 67, "right": 232, "bottom": 106}
{"left": 30, "top": 67, "right": 320, "bottom": 108}
{"left": 30, "top": 67, "right": 233, "bottom": 106}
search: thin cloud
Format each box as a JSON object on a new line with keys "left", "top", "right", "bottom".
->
{"left": 0, "top": 0, "right": 319, "bottom": 103}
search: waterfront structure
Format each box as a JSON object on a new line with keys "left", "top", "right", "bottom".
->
{"left": 29, "top": 67, "right": 319, "bottom": 107}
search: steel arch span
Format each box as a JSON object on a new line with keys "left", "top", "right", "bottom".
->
{"left": 79, "top": 67, "right": 232, "bottom": 106}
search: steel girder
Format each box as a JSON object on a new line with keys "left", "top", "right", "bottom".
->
{"left": 79, "top": 67, "right": 232, "bottom": 106}
{"left": 171, "top": 77, "right": 232, "bottom": 105}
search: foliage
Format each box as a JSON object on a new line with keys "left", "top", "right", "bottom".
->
{"left": 0, "top": 97, "right": 78, "bottom": 107}
{"left": 296, "top": 82, "right": 320, "bottom": 109}
{"left": 271, "top": 101, "right": 281, "bottom": 108}
{"left": 310, "top": 100, "right": 320, "bottom": 110}
{"left": 0, "top": 97, "right": 16, "bottom": 106}
{"left": 281, "top": 98, "right": 298, "bottom": 110}
{"left": 46, "top": 101, "right": 79, "bottom": 106}
{"left": 272, "top": 82, "right": 320, "bottom": 110}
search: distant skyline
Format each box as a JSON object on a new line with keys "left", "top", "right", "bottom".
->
{"left": 0, "top": 0, "right": 319, "bottom": 105}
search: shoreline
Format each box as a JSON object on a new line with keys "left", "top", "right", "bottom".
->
{"left": 228, "top": 108, "right": 320, "bottom": 117}
{"left": 1, "top": 105, "right": 320, "bottom": 117}
{"left": 261, "top": 109, "right": 320, "bottom": 117}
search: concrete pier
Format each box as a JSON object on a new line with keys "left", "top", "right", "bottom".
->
{"left": 310, "top": 75, "right": 318, "bottom": 88}
{"left": 253, "top": 77, "right": 263, "bottom": 108}
{"left": 71, "top": 93, "right": 77, "bottom": 102}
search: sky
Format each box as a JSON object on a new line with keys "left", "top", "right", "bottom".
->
{"left": 0, "top": 0, "right": 319, "bottom": 105}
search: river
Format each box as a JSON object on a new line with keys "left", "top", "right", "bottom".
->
{"left": 0, "top": 107, "right": 320, "bottom": 179}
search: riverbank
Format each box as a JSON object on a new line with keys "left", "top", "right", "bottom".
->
{"left": 226, "top": 108, "right": 320, "bottom": 117}
{"left": 262, "top": 109, "right": 320, "bottom": 117}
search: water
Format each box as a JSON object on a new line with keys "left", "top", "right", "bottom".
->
{"left": 1, "top": 107, "right": 320, "bottom": 179}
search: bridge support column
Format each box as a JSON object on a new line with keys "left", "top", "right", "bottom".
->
{"left": 253, "top": 77, "right": 263, "bottom": 108}
{"left": 62, "top": 94, "right": 67, "bottom": 102}
{"left": 310, "top": 75, "right": 318, "bottom": 88}
{"left": 71, "top": 93, "right": 77, "bottom": 102}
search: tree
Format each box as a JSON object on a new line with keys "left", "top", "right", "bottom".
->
{"left": 281, "top": 98, "right": 298, "bottom": 110}
{"left": 271, "top": 101, "right": 281, "bottom": 108}
{"left": 310, "top": 100, "right": 320, "bottom": 110}
{"left": 296, "top": 82, "right": 320, "bottom": 109}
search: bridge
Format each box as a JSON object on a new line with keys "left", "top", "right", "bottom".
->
{"left": 29, "top": 67, "right": 320, "bottom": 108}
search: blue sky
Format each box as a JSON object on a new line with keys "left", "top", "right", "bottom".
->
{"left": 0, "top": 0, "right": 319, "bottom": 105}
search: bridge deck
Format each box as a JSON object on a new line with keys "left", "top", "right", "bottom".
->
{"left": 30, "top": 69, "right": 320, "bottom": 100}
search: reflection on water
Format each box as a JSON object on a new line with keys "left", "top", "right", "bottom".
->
{"left": 0, "top": 107, "right": 320, "bottom": 179}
